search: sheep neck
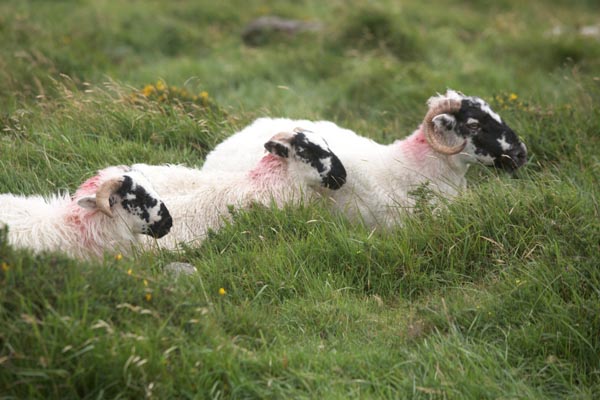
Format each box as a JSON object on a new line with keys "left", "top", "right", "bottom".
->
{"left": 391, "top": 126, "right": 469, "bottom": 191}
{"left": 247, "top": 154, "right": 289, "bottom": 188}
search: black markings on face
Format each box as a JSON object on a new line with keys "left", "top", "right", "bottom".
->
{"left": 147, "top": 203, "right": 173, "bottom": 238}
{"left": 111, "top": 175, "right": 172, "bottom": 237}
{"left": 456, "top": 98, "right": 527, "bottom": 171}
{"left": 290, "top": 132, "right": 347, "bottom": 190}
{"left": 115, "top": 175, "right": 157, "bottom": 223}
{"left": 264, "top": 141, "right": 289, "bottom": 158}
{"left": 437, "top": 115, "right": 456, "bottom": 131}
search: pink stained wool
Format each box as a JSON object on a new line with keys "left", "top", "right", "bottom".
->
{"left": 73, "top": 173, "right": 102, "bottom": 198}
{"left": 397, "top": 126, "right": 435, "bottom": 163}
{"left": 72, "top": 165, "right": 126, "bottom": 198}
{"left": 247, "top": 154, "right": 288, "bottom": 187}
{"left": 65, "top": 174, "right": 104, "bottom": 247}
{"left": 64, "top": 167, "right": 126, "bottom": 251}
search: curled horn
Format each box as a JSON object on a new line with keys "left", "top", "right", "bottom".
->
{"left": 95, "top": 177, "right": 124, "bottom": 218}
{"left": 423, "top": 98, "right": 466, "bottom": 155}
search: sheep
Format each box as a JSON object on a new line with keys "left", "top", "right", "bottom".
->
{"left": 0, "top": 166, "right": 173, "bottom": 259}
{"left": 133, "top": 129, "right": 346, "bottom": 250}
{"left": 201, "top": 90, "right": 528, "bottom": 227}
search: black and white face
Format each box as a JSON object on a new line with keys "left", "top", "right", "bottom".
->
{"left": 289, "top": 130, "right": 347, "bottom": 190}
{"left": 432, "top": 92, "right": 527, "bottom": 172}
{"left": 113, "top": 172, "right": 173, "bottom": 238}
{"left": 264, "top": 128, "right": 347, "bottom": 190}
{"left": 456, "top": 97, "right": 527, "bottom": 171}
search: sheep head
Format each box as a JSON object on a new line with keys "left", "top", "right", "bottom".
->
{"left": 76, "top": 169, "right": 173, "bottom": 238}
{"left": 264, "top": 128, "right": 347, "bottom": 190}
{"left": 424, "top": 90, "right": 528, "bottom": 171}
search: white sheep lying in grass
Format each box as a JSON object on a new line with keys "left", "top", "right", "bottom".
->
{"left": 133, "top": 129, "right": 346, "bottom": 250}
{"left": 0, "top": 166, "right": 172, "bottom": 259}
{"left": 201, "top": 90, "right": 528, "bottom": 227}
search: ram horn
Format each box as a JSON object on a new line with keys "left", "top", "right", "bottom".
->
{"left": 423, "top": 98, "right": 466, "bottom": 155}
{"left": 95, "top": 177, "right": 124, "bottom": 218}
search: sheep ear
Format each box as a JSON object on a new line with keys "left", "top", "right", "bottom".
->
{"left": 432, "top": 113, "right": 456, "bottom": 132}
{"left": 77, "top": 195, "right": 99, "bottom": 210}
{"left": 264, "top": 132, "right": 294, "bottom": 158}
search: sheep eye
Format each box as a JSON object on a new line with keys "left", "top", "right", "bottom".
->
{"left": 466, "top": 122, "right": 480, "bottom": 131}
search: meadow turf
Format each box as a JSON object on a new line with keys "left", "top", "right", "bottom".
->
{"left": 1, "top": 0, "right": 599, "bottom": 398}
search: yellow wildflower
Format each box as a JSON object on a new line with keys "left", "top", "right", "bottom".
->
{"left": 115, "top": 253, "right": 123, "bottom": 261}
{"left": 142, "top": 85, "right": 155, "bottom": 97}
{"left": 145, "top": 293, "right": 152, "bottom": 302}
{"left": 143, "top": 279, "right": 148, "bottom": 287}
{"left": 509, "top": 93, "right": 518, "bottom": 101}
{"left": 218, "top": 287, "right": 226, "bottom": 296}
{"left": 1, "top": 262, "right": 9, "bottom": 272}
{"left": 127, "top": 269, "right": 133, "bottom": 276}
{"left": 199, "top": 91, "right": 209, "bottom": 104}
{"left": 156, "top": 80, "right": 166, "bottom": 91}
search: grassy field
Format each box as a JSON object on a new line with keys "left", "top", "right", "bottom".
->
{"left": 1, "top": 0, "right": 599, "bottom": 398}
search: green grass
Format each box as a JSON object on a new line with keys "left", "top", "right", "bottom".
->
{"left": 1, "top": 0, "right": 599, "bottom": 398}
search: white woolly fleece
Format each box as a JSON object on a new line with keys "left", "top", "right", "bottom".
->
{"left": 200, "top": 116, "right": 472, "bottom": 227}
{"left": 1, "top": 167, "right": 154, "bottom": 259}
{"left": 134, "top": 154, "right": 325, "bottom": 251}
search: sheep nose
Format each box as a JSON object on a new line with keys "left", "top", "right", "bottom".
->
{"left": 149, "top": 217, "right": 172, "bottom": 238}
{"left": 148, "top": 208, "right": 173, "bottom": 238}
